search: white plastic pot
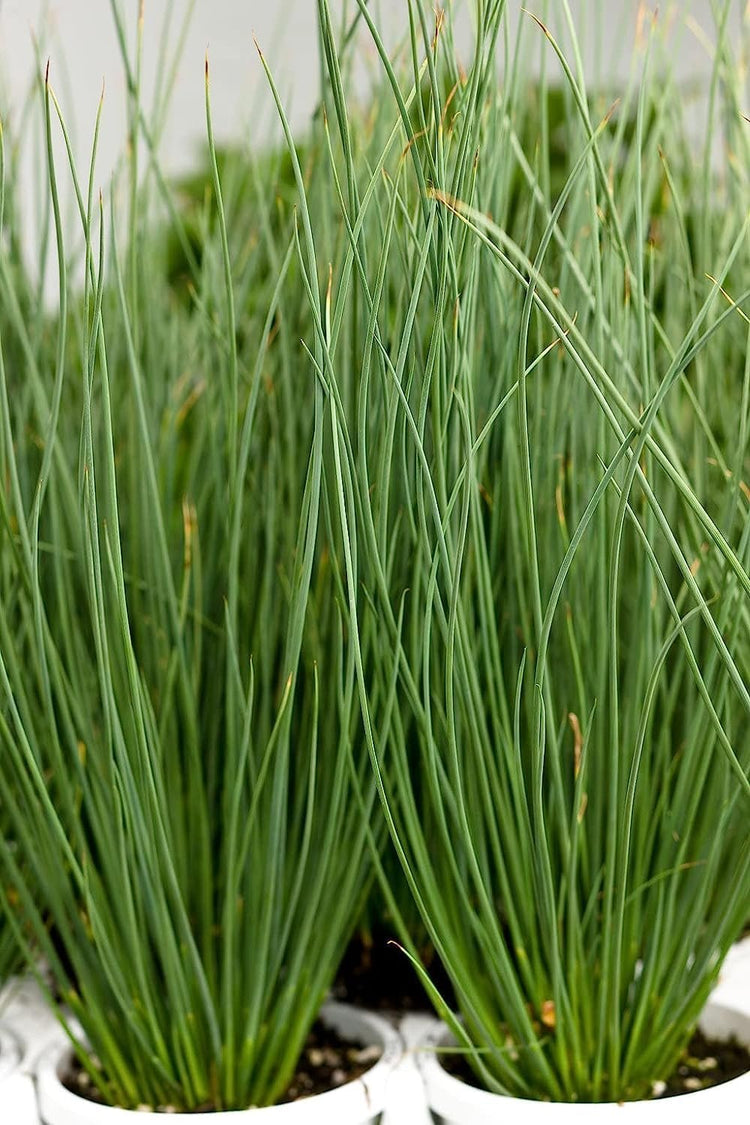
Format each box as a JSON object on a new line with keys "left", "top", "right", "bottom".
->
{"left": 713, "top": 938, "right": 750, "bottom": 1016}
{"left": 0, "top": 1024, "right": 21, "bottom": 1085}
{"left": 420, "top": 1000, "right": 750, "bottom": 1123}
{"left": 0, "top": 1022, "right": 39, "bottom": 1121}
{"left": 0, "top": 974, "right": 70, "bottom": 1060}
{"left": 0, "top": 973, "right": 72, "bottom": 1124}
{"left": 37, "top": 1002, "right": 401, "bottom": 1124}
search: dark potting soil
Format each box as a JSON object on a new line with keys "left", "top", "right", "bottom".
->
{"left": 278, "top": 1019, "right": 382, "bottom": 1103}
{"left": 332, "top": 927, "right": 457, "bottom": 1012}
{"left": 441, "top": 1026, "right": 750, "bottom": 1100}
{"left": 657, "top": 1027, "right": 750, "bottom": 1097}
{"left": 62, "top": 1019, "right": 382, "bottom": 1112}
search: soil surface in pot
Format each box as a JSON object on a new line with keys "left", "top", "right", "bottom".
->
{"left": 62, "top": 1019, "right": 382, "bottom": 1112}
{"left": 441, "top": 1027, "right": 750, "bottom": 1100}
{"left": 279, "top": 1020, "right": 382, "bottom": 1104}
{"left": 332, "top": 925, "right": 456, "bottom": 1012}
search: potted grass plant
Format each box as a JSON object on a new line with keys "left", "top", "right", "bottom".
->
{"left": 0, "top": 6, "right": 401, "bottom": 1119}
{"left": 284, "top": 0, "right": 750, "bottom": 1116}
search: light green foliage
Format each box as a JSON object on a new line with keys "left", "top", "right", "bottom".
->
{"left": 0, "top": 0, "right": 747, "bottom": 1108}
{"left": 300, "top": 0, "right": 750, "bottom": 1103}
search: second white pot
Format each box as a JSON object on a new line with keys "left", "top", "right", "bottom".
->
{"left": 37, "top": 1002, "right": 401, "bottom": 1125}
{"left": 713, "top": 938, "right": 750, "bottom": 1016}
{"left": 0, "top": 1022, "right": 38, "bottom": 1122}
{"left": 420, "top": 999, "right": 750, "bottom": 1124}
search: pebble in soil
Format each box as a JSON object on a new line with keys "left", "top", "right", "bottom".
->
{"left": 279, "top": 1021, "right": 382, "bottom": 1103}
{"left": 656, "top": 1028, "right": 749, "bottom": 1098}
{"left": 63, "top": 1020, "right": 382, "bottom": 1112}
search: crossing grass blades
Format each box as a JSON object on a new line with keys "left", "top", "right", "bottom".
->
{"left": 0, "top": 0, "right": 379, "bottom": 1112}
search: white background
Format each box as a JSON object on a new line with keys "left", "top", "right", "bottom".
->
{"left": 0, "top": 1, "right": 743, "bottom": 287}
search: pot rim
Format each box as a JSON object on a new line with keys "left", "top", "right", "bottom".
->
{"left": 36, "top": 1001, "right": 401, "bottom": 1123}
{"left": 419, "top": 998, "right": 750, "bottom": 1120}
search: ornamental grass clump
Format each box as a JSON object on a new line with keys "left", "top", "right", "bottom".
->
{"left": 296, "top": 0, "right": 749, "bottom": 1103}
{"left": 0, "top": 9, "right": 377, "bottom": 1111}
